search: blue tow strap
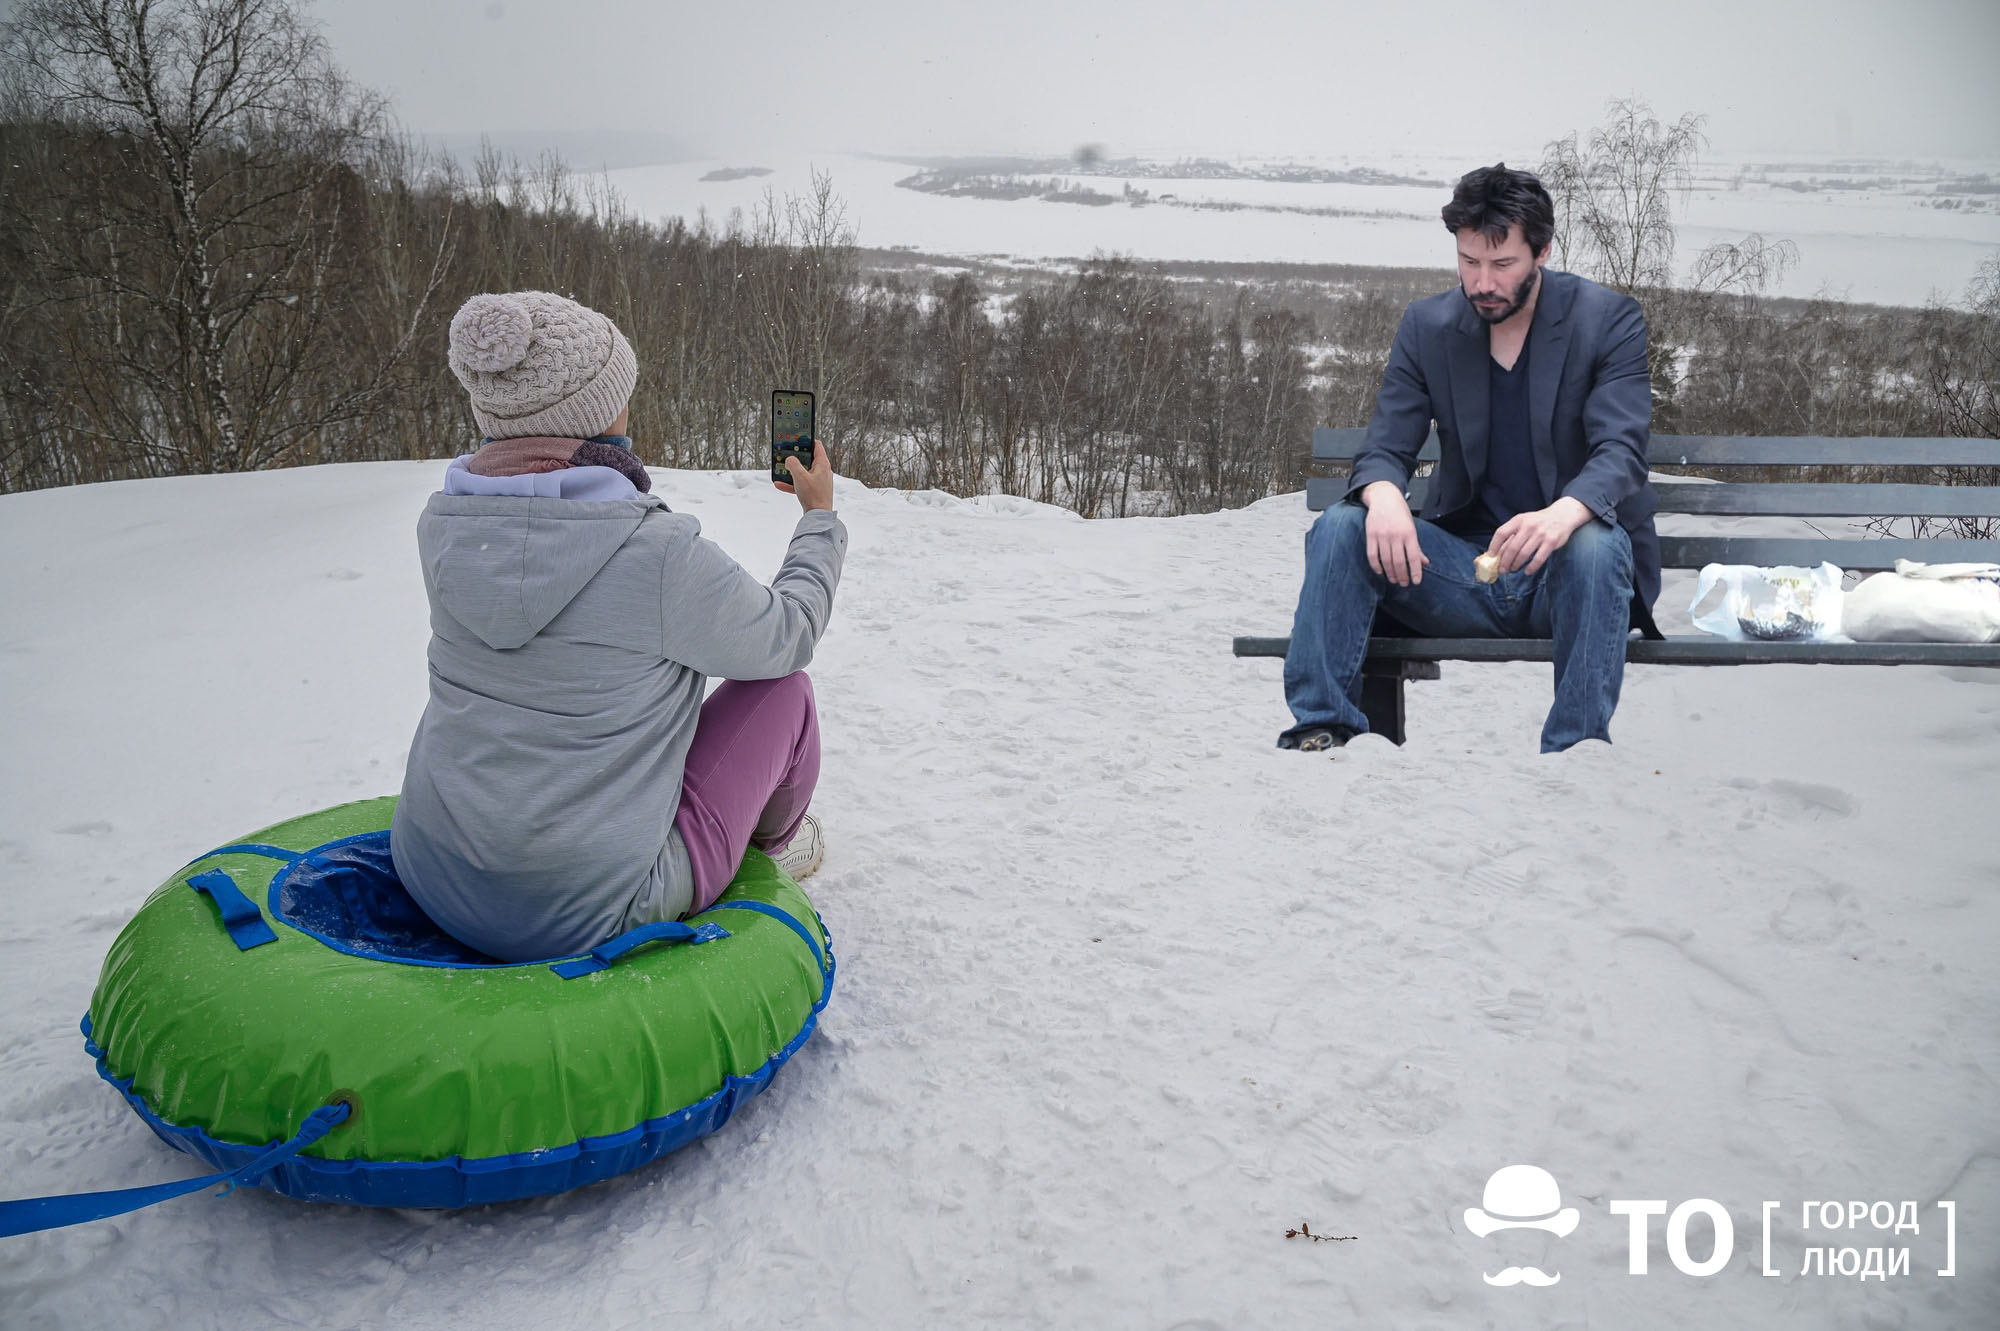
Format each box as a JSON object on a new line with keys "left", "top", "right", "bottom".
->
{"left": 0, "top": 1101, "right": 350, "bottom": 1239}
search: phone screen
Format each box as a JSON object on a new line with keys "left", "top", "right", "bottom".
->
{"left": 771, "top": 390, "right": 814, "bottom": 483}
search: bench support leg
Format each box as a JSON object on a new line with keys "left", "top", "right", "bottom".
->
{"left": 1358, "top": 660, "right": 1442, "bottom": 746}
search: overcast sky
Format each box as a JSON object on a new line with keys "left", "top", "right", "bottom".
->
{"left": 9, "top": 0, "right": 1997, "bottom": 163}
{"left": 290, "top": 0, "right": 2000, "bottom": 163}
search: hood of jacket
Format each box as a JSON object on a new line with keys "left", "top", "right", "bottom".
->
{"left": 417, "top": 492, "right": 664, "bottom": 649}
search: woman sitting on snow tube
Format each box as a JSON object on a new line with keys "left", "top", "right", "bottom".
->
{"left": 393, "top": 290, "right": 847, "bottom": 961}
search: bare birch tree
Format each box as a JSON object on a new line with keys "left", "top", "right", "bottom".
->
{"left": 1540, "top": 98, "right": 1702, "bottom": 293}
{"left": 1540, "top": 97, "right": 1798, "bottom": 424}
{"left": 1921, "top": 253, "right": 2000, "bottom": 441}
{"left": 0, "top": 0, "right": 447, "bottom": 477}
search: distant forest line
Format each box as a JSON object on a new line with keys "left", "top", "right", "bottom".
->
{"left": 2, "top": 1, "right": 1994, "bottom": 511}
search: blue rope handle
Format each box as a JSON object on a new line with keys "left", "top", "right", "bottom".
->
{"left": 548, "top": 920, "right": 729, "bottom": 979}
{"left": 187, "top": 870, "right": 279, "bottom": 950}
{"left": 0, "top": 1101, "right": 350, "bottom": 1239}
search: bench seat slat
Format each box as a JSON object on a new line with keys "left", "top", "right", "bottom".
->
{"left": 1307, "top": 478, "right": 2000, "bottom": 520}
{"left": 1647, "top": 435, "right": 1999, "bottom": 468}
{"left": 1657, "top": 536, "right": 2000, "bottom": 571}
{"left": 1231, "top": 635, "right": 2000, "bottom": 667}
{"left": 1295, "top": 488, "right": 1997, "bottom": 568}
{"left": 1311, "top": 426, "right": 2000, "bottom": 468}
{"left": 1313, "top": 427, "right": 1438, "bottom": 463}
{"left": 1654, "top": 482, "right": 2000, "bottom": 518}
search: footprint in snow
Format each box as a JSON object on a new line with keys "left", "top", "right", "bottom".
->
{"left": 1724, "top": 776, "right": 1856, "bottom": 821}
{"left": 1769, "top": 883, "right": 1858, "bottom": 946}
{"left": 1475, "top": 988, "right": 1549, "bottom": 1033}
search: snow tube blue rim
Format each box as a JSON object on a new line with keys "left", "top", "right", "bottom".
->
{"left": 78, "top": 939, "right": 835, "bottom": 1209}
{"left": 86, "top": 797, "right": 838, "bottom": 1209}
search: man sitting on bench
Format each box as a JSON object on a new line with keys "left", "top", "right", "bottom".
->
{"left": 1280, "top": 163, "right": 1664, "bottom": 755}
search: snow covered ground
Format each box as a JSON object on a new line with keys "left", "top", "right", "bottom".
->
{"left": 2, "top": 462, "right": 1996, "bottom": 1329}
{"left": 605, "top": 152, "right": 2000, "bottom": 308}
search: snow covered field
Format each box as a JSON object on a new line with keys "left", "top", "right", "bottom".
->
{"left": 605, "top": 152, "right": 2000, "bottom": 309}
{"left": 2, "top": 462, "right": 1997, "bottom": 1329}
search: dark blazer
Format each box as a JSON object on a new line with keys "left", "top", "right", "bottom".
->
{"left": 1347, "top": 269, "right": 1662, "bottom": 637}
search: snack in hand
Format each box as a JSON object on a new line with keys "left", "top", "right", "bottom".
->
{"left": 1474, "top": 552, "right": 1501, "bottom": 584}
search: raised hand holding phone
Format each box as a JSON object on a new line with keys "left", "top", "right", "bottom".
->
{"left": 771, "top": 388, "right": 833, "bottom": 512}
{"left": 776, "top": 439, "right": 834, "bottom": 513}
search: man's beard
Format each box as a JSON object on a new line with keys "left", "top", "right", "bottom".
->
{"left": 1466, "top": 265, "right": 1540, "bottom": 325}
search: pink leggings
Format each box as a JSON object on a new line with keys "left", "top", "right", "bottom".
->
{"left": 674, "top": 672, "right": 821, "bottom": 913}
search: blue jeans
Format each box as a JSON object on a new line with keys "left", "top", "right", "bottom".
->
{"left": 1281, "top": 503, "right": 1635, "bottom": 753}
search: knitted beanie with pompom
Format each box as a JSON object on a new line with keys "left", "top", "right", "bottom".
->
{"left": 447, "top": 291, "right": 637, "bottom": 440}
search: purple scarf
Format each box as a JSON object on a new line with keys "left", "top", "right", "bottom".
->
{"left": 467, "top": 436, "right": 652, "bottom": 494}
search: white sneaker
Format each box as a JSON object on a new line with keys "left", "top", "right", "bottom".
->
{"left": 769, "top": 813, "right": 825, "bottom": 881}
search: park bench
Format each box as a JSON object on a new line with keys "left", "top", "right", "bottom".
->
{"left": 1233, "top": 428, "right": 2000, "bottom": 743}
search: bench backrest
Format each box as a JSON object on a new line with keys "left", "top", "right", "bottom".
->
{"left": 1306, "top": 427, "right": 2000, "bottom": 572}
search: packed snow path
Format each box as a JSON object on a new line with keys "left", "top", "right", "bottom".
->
{"left": 2, "top": 463, "right": 1994, "bottom": 1329}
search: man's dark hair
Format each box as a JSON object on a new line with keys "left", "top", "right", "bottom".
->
{"left": 1441, "top": 163, "right": 1555, "bottom": 256}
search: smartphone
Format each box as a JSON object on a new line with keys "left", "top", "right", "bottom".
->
{"left": 771, "top": 389, "right": 815, "bottom": 484}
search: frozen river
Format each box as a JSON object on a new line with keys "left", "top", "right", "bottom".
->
{"left": 607, "top": 151, "right": 2000, "bottom": 309}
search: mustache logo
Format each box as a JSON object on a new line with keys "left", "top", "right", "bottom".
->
{"left": 1468, "top": 1166, "right": 1579, "bottom": 1288}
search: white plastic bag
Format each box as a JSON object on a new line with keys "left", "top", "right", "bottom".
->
{"left": 1843, "top": 560, "right": 2000, "bottom": 644}
{"left": 1689, "top": 562, "right": 1847, "bottom": 642}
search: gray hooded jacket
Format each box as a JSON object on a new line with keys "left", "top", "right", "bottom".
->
{"left": 391, "top": 489, "right": 846, "bottom": 962}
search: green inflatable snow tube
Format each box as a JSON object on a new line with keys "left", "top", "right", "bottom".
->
{"left": 82, "top": 795, "right": 834, "bottom": 1207}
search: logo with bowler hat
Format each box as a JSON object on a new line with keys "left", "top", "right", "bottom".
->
{"left": 1465, "top": 1164, "right": 1580, "bottom": 1287}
